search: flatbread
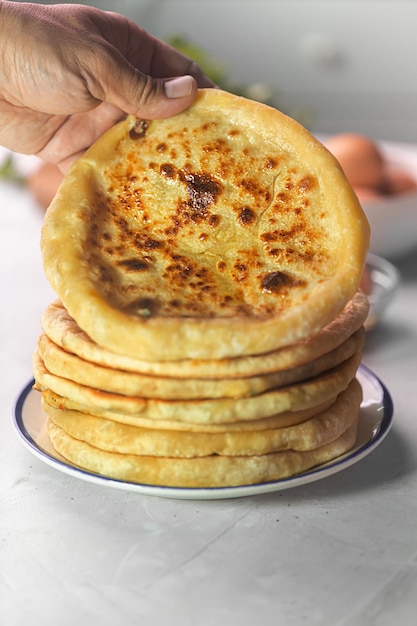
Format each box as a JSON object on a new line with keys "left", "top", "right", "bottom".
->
{"left": 43, "top": 378, "right": 362, "bottom": 457}
{"left": 41, "top": 89, "right": 369, "bottom": 360}
{"left": 41, "top": 388, "right": 337, "bottom": 432}
{"left": 36, "top": 328, "right": 364, "bottom": 400}
{"left": 33, "top": 351, "right": 361, "bottom": 424}
{"left": 40, "top": 291, "right": 368, "bottom": 378}
{"left": 46, "top": 418, "right": 359, "bottom": 487}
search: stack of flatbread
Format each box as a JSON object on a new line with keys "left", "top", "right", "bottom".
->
{"left": 34, "top": 89, "right": 370, "bottom": 488}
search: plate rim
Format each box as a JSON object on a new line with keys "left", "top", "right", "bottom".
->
{"left": 12, "top": 365, "right": 393, "bottom": 500}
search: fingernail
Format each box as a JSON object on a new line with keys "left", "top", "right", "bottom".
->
{"left": 164, "top": 75, "right": 194, "bottom": 98}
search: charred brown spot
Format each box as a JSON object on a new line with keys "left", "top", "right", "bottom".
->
{"left": 276, "top": 192, "right": 290, "bottom": 205}
{"left": 157, "top": 143, "right": 167, "bottom": 153}
{"left": 166, "top": 171, "right": 224, "bottom": 233}
{"left": 261, "top": 271, "right": 304, "bottom": 294}
{"left": 265, "top": 157, "right": 278, "bottom": 169}
{"left": 165, "top": 255, "right": 194, "bottom": 281}
{"left": 201, "top": 122, "right": 217, "bottom": 132}
{"left": 239, "top": 179, "right": 256, "bottom": 193}
{"left": 116, "top": 217, "right": 128, "bottom": 232}
{"left": 261, "top": 271, "right": 291, "bottom": 293}
{"left": 278, "top": 225, "right": 304, "bottom": 240}
{"left": 117, "top": 259, "right": 150, "bottom": 272}
{"left": 261, "top": 231, "right": 278, "bottom": 243}
{"left": 261, "top": 223, "right": 304, "bottom": 244}
{"left": 298, "top": 175, "right": 315, "bottom": 192}
{"left": 195, "top": 267, "right": 210, "bottom": 279}
{"left": 202, "top": 138, "right": 229, "bottom": 154}
{"left": 183, "top": 172, "right": 222, "bottom": 213}
{"left": 144, "top": 237, "right": 163, "bottom": 250}
{"left": 129, "top": 119, "right": 148, "bottom": 140}
{"left": 233, "top": 262, "right": 248, "bottom": 283}
{"left": 217, "top": 261, "right": 227, "bottom": 272}
{"left": 239, "top": 178, "right": 271, "bottom": 203}
{"left": 238, "top": 207, "right": 256, "bottom": 226}
{"left": 131, "top": 233, "right": 162, "bottom": 253}
{"left": 166, "top": 263, "right": 192, "bottom": 279}
{"left": 96, "top": 264, "right": 112, "bottom": 285}
{"left": 164, "top": 220, "right": 180, "bottom": 237}
{"left": 127, "top": 297, "right": 159, "bottom": 316}
{"left": 160, "top": 163, "right": 176, "bottom": 178}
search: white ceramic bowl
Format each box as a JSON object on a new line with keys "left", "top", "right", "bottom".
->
{"left": 364, "top": 253, "right": 401, "bottom": 331}
{"left": 361, "top": 141, "right": 417, "bottom": 259}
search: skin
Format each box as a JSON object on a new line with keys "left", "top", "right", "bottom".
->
{"left": 0, "top": 1, "right": 214, "bottom": 171}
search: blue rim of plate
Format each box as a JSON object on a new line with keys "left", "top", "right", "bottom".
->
{"left": 12, "top": 364, "right": 393, "bottom": 500}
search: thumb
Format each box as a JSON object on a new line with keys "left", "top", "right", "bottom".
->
{"left": 93, "top": 55, "right": 200, "bottom": 119}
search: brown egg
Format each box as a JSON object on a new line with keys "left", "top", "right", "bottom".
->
{"left": 353, "top": 185, "right": 384, "bottom": 204}
{"left": 27, "top": 162, "right": 64, "bottom": 210}
{"left": 324, "top": 133, "right": 385, "bottom": 189}
{"left": 383, "top": 168, "right": 417, "bottom": 195}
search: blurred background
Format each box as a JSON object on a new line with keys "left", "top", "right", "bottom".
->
{"left": 7, "top": 0, "right": 417, "bottom": 260}
{"left": 14, "top": 0, "right": 417, "bottom": 142}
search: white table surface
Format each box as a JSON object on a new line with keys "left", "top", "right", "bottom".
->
{"left": 1, "top": 178, "right": 417, "bottom": 626}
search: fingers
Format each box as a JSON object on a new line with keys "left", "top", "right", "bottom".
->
{"left": 35, "top": 102, "right": 125, "bottom": 170}
{"left": 86, "top": 11, "right": 215, "bottom": 117}
{"left": 164, "top": 75, "right": 196, "bottom": 99}
{"left": 112, "top": 77, "right": 200, "bottom": 120}
{"left": 138, "top": 36, "right": 215, "bottom": 88}
{"left": 83, "top": 49, "right": 203, "bottom": 119}
{"left": 94, "top": 12, "right": 215, "bottom": 88}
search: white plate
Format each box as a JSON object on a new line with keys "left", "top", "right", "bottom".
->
{"left": 13, "top": 365, "right": 393, "bottom": 500}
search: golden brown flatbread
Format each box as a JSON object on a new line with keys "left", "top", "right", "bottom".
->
{"left": 43, "top": 378, "right": 361, "bottom": 458}
{"left": 36, "top": 328, "right": 364, "bottom": 400}
{"left": 41, "top": 89, "right": 369, "bottom": 360}
{"left": 46, "top": 417, "right": 359, "bottom": 487}
{"left": 41, "top": 388, "right": 338, "bottom": 432}
{"left": 33, "top": 350, "right": 361, "bottom": 424}
{"left": 40, "top": 291, "right": 368, "bottom": 378}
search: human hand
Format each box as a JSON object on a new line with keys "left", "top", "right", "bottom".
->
{"left": 0, "top": 1, "right": 214, "bottom": 171}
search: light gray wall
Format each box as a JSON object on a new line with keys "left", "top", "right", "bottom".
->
{"left": 14, "top": 0, "right": 417, "bottom": 142}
